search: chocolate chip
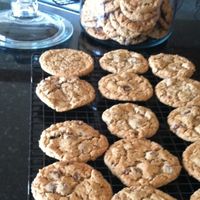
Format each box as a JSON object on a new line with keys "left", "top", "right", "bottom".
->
{"left": 183, "top": 110, "right": 191, "bottom": 115}
{"left": 122, "top": 85, "right": 131, "bottom": 91}
{"left": 49, "top": 134, "right": 61, "bottom": 139}
{"left": 172, "top": 124, "right": 180, "bottom": 131}
{"left": 123, "top": 168, "right": 131, "bottom": 175}
{"left": 73, "top": 172, "right": 81, "bottom": 182}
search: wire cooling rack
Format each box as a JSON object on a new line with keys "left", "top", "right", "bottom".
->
{"left": 28, "top": 53, "right": 200, "bottom": 200}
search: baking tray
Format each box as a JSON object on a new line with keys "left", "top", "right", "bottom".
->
{"left": 28, "top": 53, "right": 200, "bottom": 200}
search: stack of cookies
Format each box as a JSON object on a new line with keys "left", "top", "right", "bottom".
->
{"left": 81, "top": 0, "right": 173, "bottom": 45}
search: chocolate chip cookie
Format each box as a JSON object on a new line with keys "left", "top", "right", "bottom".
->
{"left": 36, "top": 76, "right": 95, "bottom": 112}
{"left": 183, "top": 141, "right": 200, "bottom": 182}
{"left": 112, "top": 185, "right": 176, "bottom": 200}
{"left": 32, "top": 161, "right": 113, "bottom": 200}
{"left": 168, "top": 106, "right": 200, "bottom": 142}
{"left": 155, "top": 78, "right": 200, "bottom": 108}
{"left": 104, "top": 139, "right": 181, "bottom": 188}
{"left": 102, "top": 103, "right": 159, "bottom": 139}
{"left": 99, "top": 49, "right": 148, "bottom": 74}
{"left": 98, "top": 72, "right": 153, "bottom": 101}
{"left": 149, "top": 53, "right": 195, "bottom": 79}
{"left": 190, "top": 189, "right": 200, "bottom": 200}
{"left": 39, "top": 49, "right": 94, "bottom": 77}
{"left": 39, "top": 120, "right": 109, "bottom": 162}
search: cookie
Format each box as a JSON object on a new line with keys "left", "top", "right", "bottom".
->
{"left": 80, "top": 0, "right": 105, "bottom": 28}
{"left": 114, "top": 8, "right": 159, "bottom": 33}
{"left": 111, "top": 185, "right": 176, "bottom": 200}
{"left": 99, "top": 49, "right": 149, "bottom": 74}
{"left": 168, "top": 106, "right": 200, "bottom": 142}
{"left": 190, "top": 189, "right": 200, "bottom": 200}
{"left": 109, "top": 12, "right": 141, "bottom": 38}
{"left": 98, "top": 72, "right": 153, "bottom": 101}
{"left": 103, "top": 19, "right": 147, "bottom": 45}
{"left": 39, "top": 49, "right": 94, "bottom": 77}
{"left": 85, "top": 27, "right": 109, "bottom": 40}
{"left": 36, "top": 76, "right": 95, "bottom": 112}
{"left": 183, "top": 141, "right": 200, "bottom": 181}
{"left": 31, "top": 161, "right": 113, "bottom": 200}
{"left": 101, "top": 0, "right": 120, "bottom": 13}
{"left": 120, "top": 0, "right": 161, "bottom": 21}
{"left": 159, "top": 0, "right": 173, "bottom": 30}
{"left": 149, "top": 53, "right": 195, "bottom": 79}
{"left": 39, "top": 120, "right": 109, "bottom": 162}
{"left": 102, "top": 103, "right": 159, "bottom": 139}
{"left": 155, "top": 78, "right": 200, "bottom": 108}
{"left": 148, "top": 21, "right": 169, "bottom": 39}
{"left": 104, "top": 139, "right": 181, "bottom": 188}
{"left": 122, "top": 0, "right": 162, "bottom": 13}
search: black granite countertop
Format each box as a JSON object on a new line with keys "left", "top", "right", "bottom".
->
{"left": 0, "top": 0, "right": 200, "bottom": 200}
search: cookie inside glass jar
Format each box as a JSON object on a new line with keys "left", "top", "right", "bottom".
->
{"left": 80, "top": 0, "right": 175, "bottom": 47}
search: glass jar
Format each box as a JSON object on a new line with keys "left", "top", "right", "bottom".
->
{"left": 80, "top": 0, "right": 178, "bottom": 49}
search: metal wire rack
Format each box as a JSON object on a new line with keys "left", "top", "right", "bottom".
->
{"left": 28, "top": 53, "right": 200, "bottom": 200}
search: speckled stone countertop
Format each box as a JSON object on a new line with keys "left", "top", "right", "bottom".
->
{"left": 0, "top": 0, "right": 200, "bottom": 200}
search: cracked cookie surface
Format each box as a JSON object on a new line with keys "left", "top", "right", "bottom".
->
{"left": 149, "top": 53, "right": 195, "bottom": 79}
{"left": 104, "top": 139, "right": 181, "bottom": 188}
{"left": 183, "top": 141, "right": 200, "bottom": 182}
{"left": 102, "top": 103, "right": 159, "bottom": 139}
{"left": 99, "top": 49, "right": 148, "bottom": 74}
{"left": 190, "top": 189, "right": 200, "bottom": 200}
{"left": 39, "top": 49, "right": 94, "bottom": 77}
{"left": 114, "top": 8, "right": 158, "bottom": 33}
{"left": 120, "top": 0, "right": 162, "bottom": 21}
{"left": 39, "top": 120, "right": 109, "bottom": 162}
{"left": 111, "top": 185, "right": 176, "bottom": 200}
{"left": 103, "top": 18, "right": 147, "bottom": 45}
{"left": 155, "top": 78, "right": 200, "bottom": 108}
{"left": 98, "top": 72, "right": 153, "bottom": 101}
{"left": 168, "top": 106, "right": 200, "bottom": 142}
{"left": 31, "top": 161, "right": 113, "bottom": 200}
{"left": 36, "top": 76, "right": 95, "bottom": 112}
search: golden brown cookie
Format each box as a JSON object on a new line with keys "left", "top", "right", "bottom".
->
{"left": 148, "top": 21, "right": 169, "bottom": 39}
{"left": 120, "top": 0, "right": 161, "bottom": 21}
{"left": 190, "top": 189, "right": 200, "bottom": 200}
{"left": 85, "top": 27, "right": 109, "bottom": 40}
{"left": 183, "top": 141, "right": 200, "bottom": 182}
{"left": 168, "top": 106, "right": 200, "bottom": 142}
{"left": 98, "top": 72, "right": 153, "bottom": 101}
{"left": 32, "top": 161, "right": 113, "bottom": 200}
{"left": 155, "top": 78, "right": 200, "bottom": 108}
{"left": 101, "top": 0, "right": 120, "bottom": 13}
{"left": 36, "top": 76, "right": 95, "bottom": 112}
{"left": 149, "top": 53, "right": 195, "bottom": 79}
{"left": 103, "top": 18, "right": 147, "bottom": 45}
{"left": 112, "top": 185, "right": 177, "bottom": 200}
{"left": 80, "top": 0, "right": 105, "bottom": 28}
{"left": 39, "top": 49, "right": 94, "bottom": 77}
{"left": 122, "top": 0, "right": 162, "bottom": 13}
{"left": 159, "top": 0, "right": 173, "bottom": 30}
{"left": 39, "top": 120, "right": 109, "bottom": 162}
{"left": 102, "top": 103, "right": 159, "bottom": 139}
{"left": 114, "top": 8, "right": 159, "bottom": 34}
{"left": 99, "top": 49, "right": 148, "bottom": 74}
{"left": 104, "top": 139, "right": 181, "bottom": 188}
{"left": 109, "top": 12, "right": 141, "bottom": 38}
